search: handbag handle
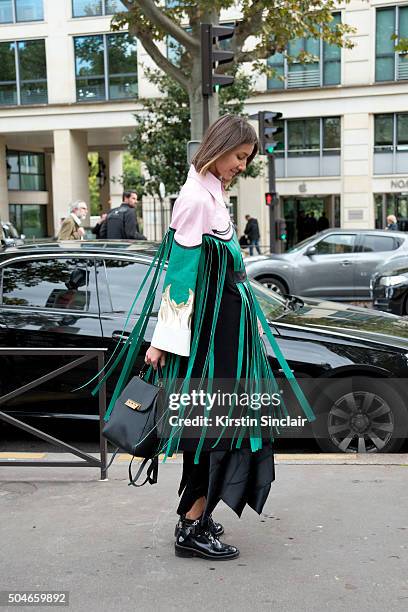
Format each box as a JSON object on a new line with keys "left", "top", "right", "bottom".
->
{"left": 139, "top": 362, "right": 163, "bottom": 380}
{"left": 128, "top": 455, "right": 159, "bottom": 487}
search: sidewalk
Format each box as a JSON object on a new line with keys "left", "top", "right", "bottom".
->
{"left": 1, "top": 456, "right": 408, "bottom": 612}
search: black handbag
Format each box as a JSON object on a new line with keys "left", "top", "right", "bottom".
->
{"left": 102, "top": 364, "right": 165, "bottom": 487}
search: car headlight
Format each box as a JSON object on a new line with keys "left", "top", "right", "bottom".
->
{"left": 378, "top": 274, "right": 408, "bottom": 287}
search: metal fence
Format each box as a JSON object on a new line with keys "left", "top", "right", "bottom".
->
{"left": 0, "top": 348, "right": 108, "bottom": 480}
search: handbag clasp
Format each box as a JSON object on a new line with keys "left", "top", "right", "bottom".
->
{"left": 125, "top": 399, "right": 142, "bottom": 410}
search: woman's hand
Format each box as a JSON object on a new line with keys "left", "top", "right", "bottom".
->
{"left": 257, "top": 317, "right": 264, "bottom": 336}
{"left": 145, "top": 345, "right": 166, "bottom": 370}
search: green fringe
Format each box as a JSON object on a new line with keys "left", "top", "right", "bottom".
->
{"left": 97, "top": 230, "right": 315, "bottom": 465}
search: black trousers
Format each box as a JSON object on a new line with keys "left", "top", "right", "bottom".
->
{"left": 177, "top": 451, "right": 210, "bottom": 516}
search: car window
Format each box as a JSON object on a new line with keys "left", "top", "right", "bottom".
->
{"left": 99, "top": 258, "right": 164, "bottom": 313}
{"left": 314, "top": 234, "right": 355, "bottom": 255}
{"left": 1, "top": 258, "right": 98, "bottom": 312}
{"left": 360, "top": 235, "right": 400, "bottom": 253}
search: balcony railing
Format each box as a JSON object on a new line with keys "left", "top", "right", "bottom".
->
{"left": 287, "top": 67, "right": 321, "bottom": 88}
{"left": 397, "top": 56, "right": 408, "bottom": 81}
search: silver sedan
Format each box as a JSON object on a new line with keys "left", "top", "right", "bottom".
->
{"left": 244, "top": 229, "right": 408, "bottom": 301}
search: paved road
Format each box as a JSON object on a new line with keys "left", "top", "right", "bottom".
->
{"left": 1, "top": 457, "right": 407, "bottom": 612}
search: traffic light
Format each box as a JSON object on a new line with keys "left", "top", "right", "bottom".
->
{"left": 201, "top": 24, "right": 235, "bottom": 96}
{"left": 265, "top": 192, "right": 279, "bottom": 207}
{"left": 259, "top": 111, "right": 283, "bottom": 156}
{"left": 275, "top": 219, "right": 287, "bottom": 241}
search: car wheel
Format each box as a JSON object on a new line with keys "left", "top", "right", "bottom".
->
{"left": 257, "top": 276, "right": 287, "bottom": 296}
{"left": 311, "top": 378, "right": 407, "bottom": 453}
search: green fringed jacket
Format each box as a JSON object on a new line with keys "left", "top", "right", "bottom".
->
{"left": 100, "top": 165, "right": 315, "bottom": 463}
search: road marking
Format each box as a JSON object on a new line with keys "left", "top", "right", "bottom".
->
{"left": 0, "top": 452, "right": 47, "bottom": 459}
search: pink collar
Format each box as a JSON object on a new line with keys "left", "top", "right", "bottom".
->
{"left": 187, "top": 164, "right": 225, "bottom": 206}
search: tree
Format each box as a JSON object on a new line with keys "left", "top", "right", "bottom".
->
{"left": 125, "top": 69, "right": 260, "bottom": 197}
{"left": 114, "top": 1, "right": 357, "bottom": 140}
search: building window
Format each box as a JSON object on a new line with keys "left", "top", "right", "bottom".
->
{"left": 0, "top": 0, "right": 43, "bottom": 23}
{"left": 74, "top": 33, "right": 137, "bottom": 101}
{"left": 72, "top": 0, "right": 127, "bottom": 18}
{"left": 376, "top": 5, "right": 408, "bottom": 82}
{"left": 275, "top": 116, "right": 341, "bottom": 177}
{"left": 267, "top": 13, "right": 341, "bottom": 89}
{"left": 374, "top": 113, "right": 408, "bottom": 174}
{"left": 9, "top": 204, "right": 47, "bottom": 238}
{"left": 0, "top": 39, "right": 47, "bottom": 106}
{"left": 7, "top": 150, "right": 46, "bottom": 190}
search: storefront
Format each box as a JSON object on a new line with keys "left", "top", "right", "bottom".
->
{"left": 280, "top": 194, "right": 341, "bottom": 249}
{"left": 374, "top": 177, "right": 408, "bottom": 231}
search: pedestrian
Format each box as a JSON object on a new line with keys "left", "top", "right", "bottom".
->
{"left": 101, "top": 114, "right": 314, "bottom": 561}
{"left": 317, "top": 211, "right": 329, "bottom": 232}
{"left": 385, "top": 214, "right": 398, "bottom": 231}
{"left": 244, "top": 214, "right": 261, "bottom": 255}
{"left": 100, "top": 191, "right": 146, "bottom": 239}
{"left": 92, "top": 212, "right": 107, "bottom": 239}
{"left": 57, "top": 201, "right": 88, "bottom": 241}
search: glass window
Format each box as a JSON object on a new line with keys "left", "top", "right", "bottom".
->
{"left": 375, "top": 114, "right": 394, "bottom": 149}
{"left": 267, "top": 13, "right": 341, "bottom": 90}
{"left": 376, "top": 8, "right": 395, "bottom": 81}
{"left": 15, "top": 0, "right": 43, "bottom": 21}
{"left": 0, "top": 42, "right": 17, "bottom": 106}
{"left": 72, "top": 0, "right": 127, "bottom": 17}
{"left": 0, "top": 39, "right": 47, "bottom": 106}
{"left": 314, "top": 234, "right": 355, "bottom": 255}
{"left": 360, "top": 235, "right": 399, "bottom": 253}
{"left": 288, "top": 118, "right": 320, "bottom": 152}
{"left": 74, "top": 35, "right": 105, "bottom": 101}
{"left": 18, "top": 40, "right": 47, "bottom": 104}
{"left": 397, "top": 114, "right": 408, "bottom": 149}
{"left": 0, "top": 0, "right": 13, "bottom": 23}
{"left": 7, "top": 150, "right": 46, "bottom": 191}
{"left": 267, "top": 52, "right": 285, "bottom": 90}
{"left": 0, "top": 0, "right": 43, "bottom": 23}
{"left": 2, "top": 258, "right": 98, "bottom": 312}
{"left": 105, "top": 0, "right": 127, "bottom": 13}
{"left": 107, "top": 33, "right": 138, "bottom": 99}
{"left": 9, "top": 203, "right": 47, "bottom": 238}
{"left": 74, "top": 33, "right": 137, "bottom": 102}
{"left": 323, "top": 117, "right": 341, "bottom": 150}
{"left": 101, "top": 259, "right": 163, "bottom": 313}
{"left": 72, "top": 0, "right": 102, "bottom": 16}
{"left": 323, "top": 13, "right": 341, "bottom": 85}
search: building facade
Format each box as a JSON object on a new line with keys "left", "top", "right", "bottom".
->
{"left": 0, "top": 1, "right": 407, "bottom": 247}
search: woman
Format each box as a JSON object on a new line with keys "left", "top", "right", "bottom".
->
{"left": 102, "top": 114, "right": 314, "bottom": 561}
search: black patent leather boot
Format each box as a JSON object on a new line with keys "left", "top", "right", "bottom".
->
{"left": 174, "top": 517, "right": 239, "bottom": 561}
{"left": 174, "top": 514, "right": 224, "bottom": 538}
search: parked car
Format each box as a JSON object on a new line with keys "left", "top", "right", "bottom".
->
{"left": 245, "top": 229, "right": 408, "bottom": 301}
{"left": 1, "top": 221, "right": 24, "bottom": 248}
{"left": 1, "top": 241, "right": 408, "bottom": 454}
{"left": 371, "top": 255, "right": 408, "bottom": 315}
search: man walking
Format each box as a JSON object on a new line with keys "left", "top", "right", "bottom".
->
{"left": 244, "top": 214, "right": 261, "bottom": 256}
{"left": 57, "top": 201, "right": 88, "bottom": 240}
{"left": 101, "top": 191, "right": 146, "bottom": 240}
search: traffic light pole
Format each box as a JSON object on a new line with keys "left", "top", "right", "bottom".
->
{"left": 203, "top": 95, "right": 210, "bottom": 133}
{"left": 268, "top": 155, "right": 277, "bottom": 253}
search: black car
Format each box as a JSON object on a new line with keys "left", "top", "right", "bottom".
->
{"left": 371, "top": 255, "right": 408, "bottom": 316}
{"left": 1, "top": 241, "right": 408, "bottom": 454}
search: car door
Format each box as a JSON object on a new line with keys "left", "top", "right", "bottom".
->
{"left": 353, "top": 234, "right": 403, "bottom": 299}
{"left": 96, "top": 255, "right": 164, "bottom": 386}
{"left": 295, "top": 233, "right": 358, "bottom": 299}
{"left": 0, "top": 255, "right": 103, "bottom": 418}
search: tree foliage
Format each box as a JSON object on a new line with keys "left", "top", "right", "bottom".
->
{"left": 125, "top": 69, "right": 260, "bottom": 196}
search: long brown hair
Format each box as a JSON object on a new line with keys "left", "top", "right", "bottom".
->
{"left": 192, "top": 114, "right": 258, "bottom": 175}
